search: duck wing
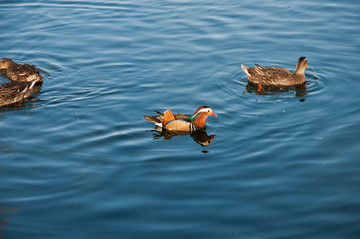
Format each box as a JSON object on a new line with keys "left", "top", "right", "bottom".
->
{"left": 0, "top": 81, "right": 29, "bottom": 91}
{"left": 245, "top": 65, "right": 292, "bottom": 84}
{"left": 0, "top": 81, "right": 35, "bottom": 106}
{"left": 144, "top": 110, "right": 193, "bottom": 129}
{"left": 252, "top": 65, "right": 291, "bottom": 77}
{"left": 11, "top": 64, "right": 38, "bottom": 75}
{"left": 153, "top": 111, "right": 191, "bottom": 122}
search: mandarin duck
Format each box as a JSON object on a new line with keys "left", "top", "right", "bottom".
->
{"left": 241, "top": 57, "right": 309, "bottom": 86}
{"left": 144, "top": 106, "right": 217, "bottom": 132}
{"left": 0, "top": 80, "right": 39, "bottom": 107}
{"left": 0, "top": 58, "right": 43, "bottom": 82}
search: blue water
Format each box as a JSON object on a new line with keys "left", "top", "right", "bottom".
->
{"left": 1, "top": 0, "right": 360, "bottom": 238}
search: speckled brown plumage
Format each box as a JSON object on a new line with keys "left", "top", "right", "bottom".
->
{"left": 0, "top": 80, "right": 38, "bottom": 107}
{"left": 0, "top": 58, "right": 43, "bottom": 82}
{"left": 241, "top": 57, "right": 309, "bottom": 86}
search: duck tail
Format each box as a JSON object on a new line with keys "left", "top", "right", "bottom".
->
{"left": 154, "top": 110, "right": 163, "bottom": 116}
{"left": 241, "top": 64, "right": 250, "bottom": 76}
{"left": 162, "top": 110, "right": 175, "bottom": 128}
{"left": 144, "top": 115, "right": 161, "bottom": 124}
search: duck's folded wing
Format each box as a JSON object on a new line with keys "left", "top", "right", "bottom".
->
{"left": 154, "top": 111, "right": 191, "bottom": 122}
{"left": 254, "top": 66, "right": 291, "bottom": 78}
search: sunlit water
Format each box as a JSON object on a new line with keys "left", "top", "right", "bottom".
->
{"left": 1, "top": 0, "right": 359, "bottom": 238}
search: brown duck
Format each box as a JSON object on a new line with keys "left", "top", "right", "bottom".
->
{"left": 144, "top": 106, "right": 217, "bottom": 132}
{"left": 0, "top": 80, "right": 39, "bottom": 107}
{"left": 241, "top": 57, "right": 309, "bottom": 86}
{"left": 0, "top": 58, "right": 43, "bottom": 82}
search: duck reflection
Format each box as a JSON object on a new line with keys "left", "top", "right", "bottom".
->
{"left": 243, "top": 81, "right": 308, "bottom": 98}
{"left": 0, "top": 96, "right": 41, "bottom": 112}
{"left": 149, "top": 127, "right": 216, "bottom": 147}
{"left": 0, "top": 204, "right": 18, "bottom": 239}
{"left": 0, "top": 142, "right": 18, "bottom": 154}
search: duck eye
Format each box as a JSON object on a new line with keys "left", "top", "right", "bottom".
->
{"left": 207, "top": 109, "right": 210, "bottom": 112}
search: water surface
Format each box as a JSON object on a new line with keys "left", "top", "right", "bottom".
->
{"left": 1, "top": 0, "right": 360, "bottom": 238}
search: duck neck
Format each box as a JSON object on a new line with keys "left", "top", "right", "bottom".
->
{"left": 192, "top": 113, "right": 208, "bottom": 130}
{"left": 293, "top": 64, "right": 306, "bottom": 75}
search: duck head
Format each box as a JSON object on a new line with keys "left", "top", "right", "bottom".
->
{"left": 294, "top": 56, "right": 309, "bottom": 74}
{"left": 0, "top": 58, "right": 14, "bottom": 69}
{"left": 189, "top": 106, "right": 217, "bottom": 130}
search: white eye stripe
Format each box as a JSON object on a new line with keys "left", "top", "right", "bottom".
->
{"left": 197, "top": 108, "right": 211, "bottom": 114}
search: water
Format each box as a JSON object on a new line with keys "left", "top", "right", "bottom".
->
{"left": 1, "top": 0, "right": 359, "bottom": 238}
